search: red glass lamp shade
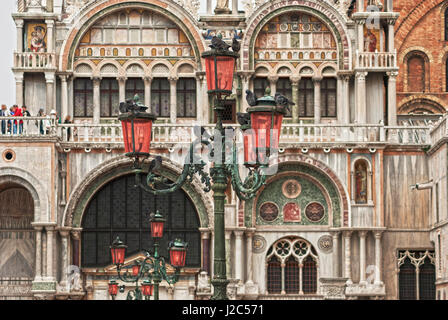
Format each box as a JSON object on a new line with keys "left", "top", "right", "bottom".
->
{"left": 150, "top": 210, "right": 166, "bottom": 239}
{"left": 169, "top": 239, "right": 188, "bottom": 268}
{"left": 132, "top": 264, "right": 140, "bottom": 277}
{"left": 202, "top": 50, "right": 238, "bottom": 95}
{"left": 110, "top": 237, "right": 127, "bottom": 266}
{"left": 118, "top": 112, "right": 156, "bottom": 158}
{"left": 141, "top": 281, "right": 154, "bottom": 296}
{"left": 108, "top": 280, "right": 119, "bottom": 296}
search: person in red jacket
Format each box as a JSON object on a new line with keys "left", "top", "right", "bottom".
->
{"left": 12, "top": 105, "right": 23, "bottom": 134}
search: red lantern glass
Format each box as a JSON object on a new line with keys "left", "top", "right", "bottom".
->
{"left": 141, "top": 281, "right": 154, "bottom": 296}
{"left": 132, "top": 265, "right": 140, "bottom": 277}
{"left": 169, "top": 239, "right": 188, "bottom": 268}
{"left": 204, "top": 55, "right": 236, "bottom": 92}
{"left": 108, "top": 280, "right": 118, "bottom": 296}
{"left": 243, "top": 129, "right": 257, "bottom": 166}
{"left": 120, "top": 116, "right": 154, "bottom": 155}
{"left": 150, "top": 211, "right": 166, "bottom": 239}
{"left": 110, "top": 237, "right": 127, "bottom": 266}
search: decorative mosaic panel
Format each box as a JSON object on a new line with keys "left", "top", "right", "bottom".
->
{"left": 75, "top": 9, "right": 194, "bottom": 60}
{"left": 254, "top": 13, "right": 337, "bottom": 63}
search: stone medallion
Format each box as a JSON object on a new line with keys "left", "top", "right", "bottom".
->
{"left": 253, "top": 235, "right": 267, "bottom": 253}
{"left": 283, "top": 202, "right": 301, "bottom": 222}
{"left": 318, "top": 235, "right": 333, "bottom": 253}
{"left": 259, "top": 202, "right": 279, "bottom": 222}
{"left": 305, "top": 202, "right": 325, "bottom": 222}
{"left": 282, "top": 179, "right": 301, "bottom": 199}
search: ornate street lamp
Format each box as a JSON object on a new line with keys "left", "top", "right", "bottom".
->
{"left": 108, "top": 212, "right": 188, "bottom": 301}
{"left": 117, "top": 36, "right": 285, "bottom": 300}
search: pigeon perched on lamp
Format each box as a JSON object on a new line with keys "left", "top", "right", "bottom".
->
{"left": 274, "top": 93, "right": 295, "bottom": 114}
{"left": 232, "top": 38, "right": 241, "bottom": 53}
{"left": 237, "top": 112, "right": 251, "bottom": 126}
{"left": 245, "top": 90, "right": 257, "bottom": 107}
{"left": 209, "top": 35, "right": 231, "bottom": 51}
{"left": 148, "top": 156, "right": 162, "bottom": 173}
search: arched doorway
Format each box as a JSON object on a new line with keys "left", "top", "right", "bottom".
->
{"left": 80, "top": 173, "right": 201, "bottom": 268}
{"left": 0, "top": 183, "right": 35, "bottom": 300}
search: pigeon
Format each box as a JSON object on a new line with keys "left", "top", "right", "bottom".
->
{"left": 210, "top": 35, "right": 231, "bottom": 51}
{"left": 232, "top": 38, "right": 241, "bottom": 53}
{"left": 119, "top": 101, "right": 129, "bottom": 113}
{"left": 237, "top": 112, "right": 251, "bottom": 126}
{"left": 274, "top": 93, "right": 295, "bottom": 114}
{"left": 193, "top": 126, "right": 211, "bottom": 140}
{"left": 148, "top": 156, "right": 162, "bottom": 173}
{"left": 245, "top": 90, "right": 257, "bottom": 107}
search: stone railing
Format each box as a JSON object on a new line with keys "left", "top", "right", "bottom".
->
{"left": 0, "top": 118, "right": 432, "bottom": 148}
{"left": 430, "top": 114, "right": 448, "bottom": 146}
{"left": 14, "top": 52, "right": 56, "bottom": 70}
{"left": 355, "top": 50, "right": 397, "bottom": 70}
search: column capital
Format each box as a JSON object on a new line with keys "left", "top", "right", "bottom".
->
{"left": 45, "top": 19, "right": 55, "bottom": 27}
{"left": 267, "top": 75, "right": 279, "bottom": 83}
{"left": 57, "top": 227, "right": 72, "bottom": 237}
{"left": 331, "top": 231, "right": 341, "bottom": 237}
{"left": 195, "top": 71, "right": 205, "bottom": 81}
{"left": 238, "top": 71, "right": 254, "bottom": 82}
{"left": 225, "top": 230, "right": 232, "bottom": 240}
{"left": 290, "top": 75, "right": 301, "bottom": 84}
{"left": 234, "top": 230, "right": 244, "bottom": 238}
{"left": 337, "top": 72, "right": 352, "bottom": 81}
{"left": 359, "top": 230, "right": 368, "bottom": 238}
{"left": 14, "top": 19, "right": 24, "bottom": 28}
{"left": 343, "top": 230, "right": 353, "bottom": 237}
{"left": 374, "top": 231, "right": 384, "bottom": 239}
{"left": 312, "top": 76, "right": 323, "bottom": 83}
{"left": 245, "top": 228, "right": 256, "bottom": 236}
{"left": 143, "top": 76, "right": 153, "bottom": 83}
{"left": 200, "top": 228, "right": 211, "bottom": 239}
{"left": 14, "top": 72, "right": 24, "bottom": 82}
{"left": 91, "top": 76, "right": 102, "bottom": 84}
{"left": 355, "top": 72, "right": 368, "bottom": 81}
{"left": 45, "top": 72, "right": 55, "bottom": 82}
{"left": 168, "top": 76, "right": 178, "bottom": 84}
{"left": 386, "top": 71, "right": 399, "bottom": 79}
{"left": 71, "top": 228, "right": 83, "bottom": 240}
{"left": 58, "top": 74, "right": 69, "bottom": 82}
{"left": 45, "top": 225, "right": 56, "bottom": 232}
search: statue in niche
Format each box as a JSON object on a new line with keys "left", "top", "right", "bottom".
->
{"left": 355, "top": 161, "right": 368, "bottom": 204}
{"left": 215, "top": 0, "right": 231, "bottom": 14}
{"left": 364, "top": 28, "right": 378, "bottom": 52}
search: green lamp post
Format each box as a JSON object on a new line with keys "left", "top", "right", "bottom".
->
{"left": 116, "top": 38, "right": 286, "bottom": 300}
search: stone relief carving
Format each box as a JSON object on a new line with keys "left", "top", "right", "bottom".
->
{"left": 64, "top": 0, "right": 92, "bottom": 20}
{"left": 172, "top": 0, "right": 201, "bottom": 20}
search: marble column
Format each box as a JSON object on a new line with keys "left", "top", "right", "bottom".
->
{"left": 92, "top": 77, "right": 101, "bottom": 123}
{"left": 281, "top": 262, "right": 286, "bottom": 294}
{"left": 144, "top": 76, "right": 152, "bottom": 112}
{"left": 268, "top": 75, "right": 278, "bottom": 96}
{"left": 195, "top": 74, "right": 204, "bottom": 123}
{"left": 207, "top": 0, "right": 212, "bottom": 14}
{"left": 332, "top": 231, "right": 340, "bottom": 278}
{"left": 169, "top": 76, "right": 178, "bottom": 124}
{"left": 374, "top": 231, "right": 383, "bottom": 285}
{"left": 387, "top": 19, "right": 396, "bottom": 52}
{"left": 387, "top": 71, "right": 398, "bottom": 126}
{"left": 45, "top": 20, "right": 55, "bottom": 53}
{"left": 337, "top": 74, "right": 351, "bottom": 124}
{"left": 15, "top": 19, "right": 24, "bottom": 52}
{"left": 45, "top": 72, "right": 55, "bottom": 113}
{"left": 357, "top": 20, "right": 365, "bottom": 52}
{"left": 343, "top": 231, "right": 353, "bottom": 284}
{"left": 200, "top": 228, "right": 211, "bottom": 275}
{"left": 118, "top": 76, "right": 126, "bottom": 103}
{"left": 59, "top": 228, "right": 71, "bottom": 291}
{"left": 46, "top": 226, "right": 56, "bottom": 282}
{"left": 232, "top": 0, "right": 238, "bottom": 14}
{"left": 14, "top": 72, "right": 24, "bottom": 107}
{"left": 245, "top": 230, "right": 254, "bottom": 285}
{"left": 60, "top": 75, "right": 69, "bottom": 120}
{"left": 33, "top": 225, "right": 43, "bottom": 282}
{"left": 234, "top": 230, "right": 244, "bottom": 284}
{"left": 71, "top": 228, "right": 82, "bottom": 267}
{"left": 313, "top": 76, "right": 322, "bottom": 124}
{"left": 299, "top": 263, "right": 304, "bottom": 294}
{"left": 355, "top": 72, "right": 367, "bottom": 124}
{"left": 359, "top": 231, "right": 368, "bottom": 285}
{"left": 290, "top": 76, "right": 300, "bottom": 123}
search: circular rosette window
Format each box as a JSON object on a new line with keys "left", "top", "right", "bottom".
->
{"left": 259, "top": 202, "right": 279, "bottom": 222}
{"left": 305, "top": 202, "right": 325, "bottom": 222}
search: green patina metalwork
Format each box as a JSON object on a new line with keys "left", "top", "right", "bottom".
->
{"left": 71, "top": 166, "right": 209, "bottom": 228}
{"left": 245, "top": 163, "right": 342, "bottom": 227}
{"left": 31, "top": 282, "right": 56, "bottom": 291}
{"left": 249, "top": 5, "right": 346, "bottom": 70}
{"left": 66, "top": 1, "right": 202, "bottom": 70}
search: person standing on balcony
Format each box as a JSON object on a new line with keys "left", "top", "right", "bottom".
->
{"left": 0, "top": 105, "right": 8, "bottom": 135}
{"left": 12, "top": 105, "right": 23, "bottom": 135}
{"left": 22, "top": 106, "right": 30, "bottom": 134}
{"left": 36, "top": 108, "right": 45, "bottom": 134}
{"left": 63, "top": 115, "right": 72, "bottom": 141}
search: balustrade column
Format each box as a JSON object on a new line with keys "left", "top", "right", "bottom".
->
{"left": 343, "top": 231, "right": 353, "bottom": 284}
{"left": 46, "top": 226, "right": 56, "bottom": 282}
{"left": 14, "top": 72, "right": 24, "bottom": 107}
{"left": 290, "top": 76, "right": 300, "bottom": 123}
{"left": 234, "top": 230, "right": 244, "bottom": 284}
{"left": 15, "top": 19, "right": 24, "bottom": 52}
{"left": 60, "top": 75, "right": 69, "bottom": 121}
{"left": 144, "top": 76, "right": 152, "bottom": 113}
{"left": 374, "top": 231, "right": 383, "bottom": 285}
{"left": 169, "top": 76, "right": 178, "bottom": 124}
{"left": 45, "top": 20, "right": 54, "bottom": 53}
{"left": 200, "top": 228, "right": 211, "bottom": 275}
{"left": 118, "top": 76, "right": 126, "bottom": 103}
{"left": 268, "top": 75, "right": 278, "bottom": 96}
{"left": 387, "top": 71, "right": 398, "bottom": 126}
{"left": 359, "top": 231, "right": 368, "bottom": 285}
{"left": 332, "top": 231, "right": 340, "bottom": 277}
{"left": 33, "top": 225, "right": 43, "bottom": 282}
{"left": 355, "top": 72, "right": 367, "bottom": 124}
{"left": 92, "top": 77, "right": 101, "bottom": 124}
{"left": 313, "top": 76, "right": 322, "bottom": 124}
{"left": 45, "top": 72, "right": 55, "bottom": 113}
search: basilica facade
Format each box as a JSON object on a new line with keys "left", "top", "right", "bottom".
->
{"left": 0, "top": 0, "right": 447, "bottom": 300}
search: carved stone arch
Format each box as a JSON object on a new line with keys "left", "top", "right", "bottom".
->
{"left": 242, "top": 1, "right": 351, "bottom": 71}
{"left": 63, "top": 155, "right": 212, "bottom": 229}
{"left": 273, "top": 63, "right": 293, "bottom": 75}
{"left": 123, "top": 60, "right": 148, "bottom": 77}
{"left": 297, "top": 62, "right": 318, "bottom": 76}
{"left": 97, "top": 60, "right": 123, "bottom": 77}
{"left": 0, "top": 167, "right": 50, "bottom": 223}
{"left": 59, "top": 0, "right": 205, "bottom": 71}
{"left": 174, "top": 60, "right": 197, "bottom": 76}
{"left": 150, "top": 60, "right": 174, "bottom": 76}
{"left": 244, "top": 153, "right": 350, "bottom": 228}
{"left": 397, "top": 96, "right": 446, "bottom": 115}
{"left": 318, "top": 62, "right": 338, "bottom": 77}
{"left": 73, "top": 60, "right": 96, "bottom": 77}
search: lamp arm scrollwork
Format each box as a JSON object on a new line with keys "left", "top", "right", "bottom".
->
{"left": 226, "top": 142, "right": 266, "bottom": 200}
{"left": 159, "top": 257, "right": 181, "bottom": 285}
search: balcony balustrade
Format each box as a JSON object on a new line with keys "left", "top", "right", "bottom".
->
{"left": 355, "top": 50, "right": 397, "bottom": 71}
{"left": 13, "top": 52, "right": 56, "bottom": 70}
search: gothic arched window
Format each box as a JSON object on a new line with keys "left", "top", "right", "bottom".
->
{"left": 81, "top": 174, "right": 201, "bottom": 268}
{"left": 266, "top": 237, "right": 318, "bottom": 295}
{"left": 398, "top": 257, "right": 416, "bottom": 300}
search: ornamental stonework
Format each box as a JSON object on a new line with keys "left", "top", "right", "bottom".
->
{"left": 253, "top": 235, "right": 267, "bottom": 253}
{"left": 305, "top": 202, "right": 325, "bottom": 222}
{"left": 318, "top": 235, "right": 333, "bottom": 253}
{"left": 259, "top": 202, "right": 279, "bottom": 222}
{"left": 282, "top": 179, "right": 301, "bottom": 198}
